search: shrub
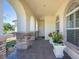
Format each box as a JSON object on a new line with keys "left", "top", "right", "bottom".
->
{"left": 48, "top": 32, "right": 63, "bottom": 44}
{"left": 52, "top": 32, "right": 63, "bottom": 44}
{"left": 6, "top": 38, "right": 16, "bottom": 48}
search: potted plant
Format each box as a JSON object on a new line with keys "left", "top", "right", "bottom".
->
{"left": 48, "top": 33, "right": 53, "bottom": 44}
{"left": 48, "top": 32, "right": 66, "bottom": 58}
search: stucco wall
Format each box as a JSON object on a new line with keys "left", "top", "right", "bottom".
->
{"left": 36, "top": 20, "right": 38, "bottom": 31}
{"left": 30, "top": 16, "right": 35, "bottom": 32}
{"left": 55, "top": 0, "right": 79, "bottom": 59}
{"left": 44, "top": 16, "right": 56, "bottom": 40}
{"left": 55, "top": 0, "right": 70, "bottom": 35}
{"left": 38, "top": 20, "right": 45, "bottom": 37}
{"left": 0, "top": 0, "right": 3, "bottom": 35}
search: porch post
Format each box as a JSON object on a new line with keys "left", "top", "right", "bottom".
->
{"left": 0, "top": 0, "right": 6, "bottom": 59}
{"left": 17, "top": 15, "right": 27, "bottom": 32}
{"left": 17, "top": 15, "right": 30, "bottom": 33}
{"left": 9, "top": 0, "right": 32, "bottom": 50}
{"left": 0, "top": 0, "right": 3, "bottom": 35}
{"left": 26, "top": 15, "right": 30, "bottom": 33}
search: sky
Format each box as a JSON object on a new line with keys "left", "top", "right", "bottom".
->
{"left": 3, "top": 0, "right": 17, "bottom": 25}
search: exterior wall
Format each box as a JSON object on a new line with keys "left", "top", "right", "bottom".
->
{"left": 44, "top": 16, "right": 56, "bottom": 40}
{"left": 26, "top": 15, "right": 30, "bottom": 32}
{"left": 55, "top": 0, "right": 70, "bottom": 35}
{"left": 38, "top": 16, "right": 56, "bottom": 40}
{"left": 36, "top": 20, "right": 38, "bottom": 31}
{"left": 55, "top": 0, "right": 79, "bottom": 59}
{"left": 38, "top": 20, "right": 45, "bottom": 37}
{"left": 0, "top": 0, "right": 6, "bottom": 59}
{"left": 30, "top": 16, "right": 35, "bottom": 32}
{"left": 0, "top": 0, "right": 3, "bottom": 35}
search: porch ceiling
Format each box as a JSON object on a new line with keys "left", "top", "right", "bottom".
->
{"left": 24, "top": 0, "right": 66, "bottom": 17}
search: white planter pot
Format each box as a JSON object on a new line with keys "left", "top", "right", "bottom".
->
{"left": 53, "top": 43, "right": 66, "bottom": 58}
{"left": 48, "top": 37, "right": 53, "bottom": 44}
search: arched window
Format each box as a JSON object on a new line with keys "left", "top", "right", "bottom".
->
{"left": 66, "top": 2, "right": 79, "bottom": 13}
{"left": 66, "top": 2, "right": 79, "bottom": 47}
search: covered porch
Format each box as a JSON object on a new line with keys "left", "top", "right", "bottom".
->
{"left": 0, "top": 0, "right": 79, "bottom": 59}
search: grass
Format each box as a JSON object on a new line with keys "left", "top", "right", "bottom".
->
{"left": 6, "top": 37, "right": 16, "bottom": 48}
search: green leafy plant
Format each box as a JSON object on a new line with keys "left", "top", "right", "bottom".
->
{"left": 6, "top": 40, "right": 16, "bottom": 48}
{"left": 48, "top": 32, "right": 63, "bottom": 44}
{"left": 52, "top": 32, "right": 63, "bottom": 44}
{"left": 6, "top": 38, "right": 16, "bottom": 54}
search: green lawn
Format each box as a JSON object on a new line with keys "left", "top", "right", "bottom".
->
{"left": 6, "top": 37, "right": 16, "bottom": 48}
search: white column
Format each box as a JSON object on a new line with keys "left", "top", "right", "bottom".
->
{"left": 17, "top": 14, "right": 27, "bottom": 32}
{"left": 17, "top": 15, "right": 30, "bottom": 33}
{"left": 26, "top": 15, "right": 30, "bottom": 33}
{"left": 30, "top": 16, "right": 35, "bottom": 32}
{"left": 0, "top": 0, "right": 3, "bottom": 35}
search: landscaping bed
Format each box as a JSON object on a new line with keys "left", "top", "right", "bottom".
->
{"left": 6, "top": 37, "right": 16, "bottom": 55}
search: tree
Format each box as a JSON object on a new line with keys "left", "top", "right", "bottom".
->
{"left": 3, "top": 23, "right": 15, "bottom": 34}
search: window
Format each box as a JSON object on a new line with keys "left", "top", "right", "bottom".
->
{"left": 66, "top": 6, "right": 79, "bottom": 47}
{"left": 76, "top": 10, "right": 79, "bottom": 27}
{"left": 56, "top": 16, "right": 59, "bottom": 32}
{"left": 67, "top": 14, "right": 74, "bottom": 28}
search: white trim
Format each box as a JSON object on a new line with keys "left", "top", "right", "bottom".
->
{"left": 66, "top": 6, "right": 79, "bottom": 17}
{"left": 74, "top": 13, "right": 76, "bottom": 28}
{"left": 65, "top": 47, "right": 79, "bottom": 59}
{"left": 66, "top": 7, "right": 79, "bottom": 30}
{"left": 67, "top": 28, "right": 79, "bottom": 30}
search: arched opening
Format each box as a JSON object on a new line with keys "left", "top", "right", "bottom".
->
{"left": 3, "top": 0, "right": 27, "bottom": 56}
{"left": 3, "top": 0, "right": 17, "bottom": 56}
{"left": 8, "top": 0, "right": 27, "bottom": 32}
{"left": 3, "top": 0, "right": 17, "bottom": 34}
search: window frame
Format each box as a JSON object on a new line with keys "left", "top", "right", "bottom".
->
{"left": 66, "top": 6, "right": 79, "bottom": 29}
{"left": 66, "top": 6, "right": 79, "bottom": 47}
{"left": 66, "top": 7, "right": 79, "bottom": 17}
{"left": 56, "top": 16, "right": 60, "bottom": 32}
